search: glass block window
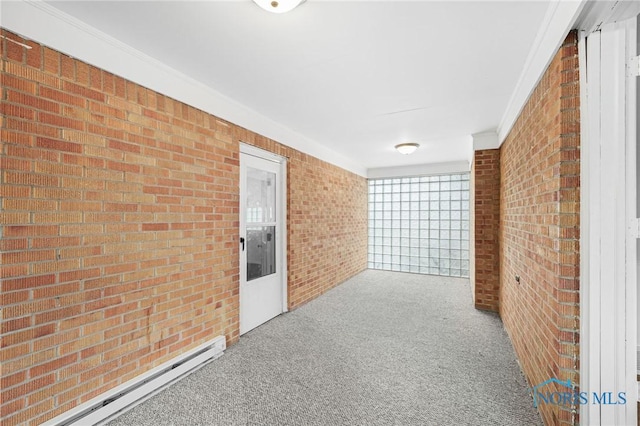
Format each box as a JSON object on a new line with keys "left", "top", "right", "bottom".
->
{"left": 368, "top": 173, "right": 470, "bottom": 277}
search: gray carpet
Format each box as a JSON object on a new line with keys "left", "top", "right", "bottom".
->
{"left": 107, "top": 270, "right": 542, "bottom": 426}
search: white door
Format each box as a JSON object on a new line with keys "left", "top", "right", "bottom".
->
{"left": 239, "top": 146, "right": 287, "bottom": 335}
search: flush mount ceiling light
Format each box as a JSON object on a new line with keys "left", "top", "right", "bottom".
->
{"left": 395, "top": 143, "right": 420, "bottom": 155}
{"left": 253, "top": 0, "right": 305, "bottom": 13}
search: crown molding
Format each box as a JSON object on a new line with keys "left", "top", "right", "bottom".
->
{"left": 367, "top": 161, "right": 470, "bottom": 179}
{"left": 497, "top": 0, "right": 588, "bottom": 145}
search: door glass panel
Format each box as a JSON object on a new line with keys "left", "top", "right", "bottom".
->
{"left": 247, "top": 167, "right": 275, "bottom": 223}
{"left": 247, "top": 226, "right": 275, "bottom": 281}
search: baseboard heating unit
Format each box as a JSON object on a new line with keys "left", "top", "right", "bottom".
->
{"left": 42, "top": 335, "right": 226, "bottom": 426}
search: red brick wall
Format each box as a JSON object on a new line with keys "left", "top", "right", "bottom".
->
{"left": 499, "top": 31, "right": 580, "bottom": 426}
{"left": 470, "top": 149, "right": 500, "bottom": 312}
{"left": 0, "top": 29, "right": 367, "bottom": 425}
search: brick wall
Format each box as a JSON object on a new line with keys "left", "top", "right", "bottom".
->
{"left": 470, "top": 149, "right": 500, "bottom": 312}
{"left": 0, "top": 29, "right": 367, "bottom": 426}
{"left": 499, "top": 31, "right": 580, "bottom": 425}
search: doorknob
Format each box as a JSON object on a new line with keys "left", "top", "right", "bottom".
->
{"left": 240, "top": 237, "right": 245, "bottom": 251}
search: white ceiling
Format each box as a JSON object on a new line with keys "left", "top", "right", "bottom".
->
{"left": 9, "top": 1, "right": 553, "bottom": 174}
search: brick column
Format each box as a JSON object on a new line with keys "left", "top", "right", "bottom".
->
{"left": 470, "top": 149, "right": 500, "bottom": 312}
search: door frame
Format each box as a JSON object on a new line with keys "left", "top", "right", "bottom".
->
{"left": 578, "top": 9, "right": 639, "bottom": 426}
{"left": 239, "top": 143, "right": 288, "bottom": 324}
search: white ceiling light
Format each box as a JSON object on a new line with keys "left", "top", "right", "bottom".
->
{"left": 253, "top": 0, "right": 305, "bottom": 14}
{"left": 395, "top": 143, "right": 420, "bottom": 155}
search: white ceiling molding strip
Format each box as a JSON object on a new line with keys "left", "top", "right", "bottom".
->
{"left": 496, "top": 0, "right": 588, "bottom": 145}
{"left": 367, "top": 161, "right": 470, "bottom": 180}
{"left": 0, "top": 0, "right": 366, "bottom": 177}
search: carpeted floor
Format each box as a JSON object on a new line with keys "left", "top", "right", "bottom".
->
{"left": 107, "top": 269, "right": 542, "bottom": 426}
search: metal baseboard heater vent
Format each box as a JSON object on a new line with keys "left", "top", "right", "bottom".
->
{"left": 43, "top": 336, "right": 226, "bottom": 426}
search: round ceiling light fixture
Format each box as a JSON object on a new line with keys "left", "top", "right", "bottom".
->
{"left": 395, "top": 143, "right": 420, "bottom": 155}
{"left": 253, "top": 0, "right": 305, "bottom": 13}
